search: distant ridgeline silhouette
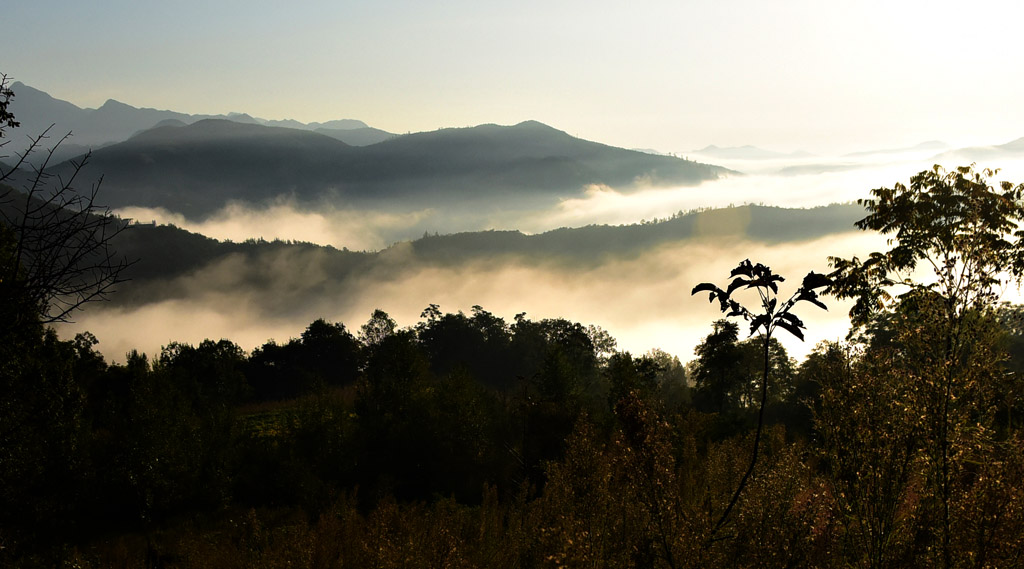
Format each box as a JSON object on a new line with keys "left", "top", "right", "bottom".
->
{"left": 5, "top": 81, "right": 384, "bottom": 147}
{"left": 5, "top": 83, "right": 732, "bottom": 219}
{"left": 38, "top": 119, "right": 730, "bottom": 218}
{"left": 109, "top": 203, "right": 864, "bottom": 309}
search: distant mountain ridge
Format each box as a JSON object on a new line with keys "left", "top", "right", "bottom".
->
{"left": 6, "top": 82, "right": 730, "bottom": 219}
{"left": 4, "top": 81, "right": 392, "bottom": 153}
{"left": 109, "top": 202, "right": 866, "bottom": 308}
{"left": 692, "top": 145, "right": 814, "bottom": 160}
{"left": 843, "top": 140, "right": 950, "bottom": 158}
{"left": 933, "top": 137, "right": 1024, "bottom": 162}
{"left": 36, "top": 118, "right": 731, "bottom": 219}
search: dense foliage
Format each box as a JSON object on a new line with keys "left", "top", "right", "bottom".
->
{"left": 1, "top": 292, "right": 1022, "bottom": 567}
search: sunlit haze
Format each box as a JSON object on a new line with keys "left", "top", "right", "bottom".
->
{"left": 5, "top": 1, "right": 1024, "bottom": 155}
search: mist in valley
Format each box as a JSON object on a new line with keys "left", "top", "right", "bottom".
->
{"left": 114, "top": 148, "right": 1024, "bottom": 248}
{"left": 60, "top": 148, "right": 1024, "bottom": 367}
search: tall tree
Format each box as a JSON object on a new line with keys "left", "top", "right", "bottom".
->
{"left": 829, "top": 164, "right": 1024, "bottom": 568}
{"left": 691, "top": 320, "right": 743, "bottom": 414}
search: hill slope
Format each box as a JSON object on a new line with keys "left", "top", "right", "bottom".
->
{"left": 112, "top": 202, "right": 864, "bottom": 306}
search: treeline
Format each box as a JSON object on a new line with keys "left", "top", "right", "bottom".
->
{"left": 0, "top": 304, "right": 687, "bottom": 564}
{"left": 3, "top": 295, "right": 1024, "bottom": 567}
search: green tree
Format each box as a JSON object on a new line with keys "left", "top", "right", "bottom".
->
{"left": 299, "top": 318, "right": 361, "bottom": 386}
{"left": 416, "top": 305, "right": 514, "bottom": 389}
{"left": 0, "top": 328, "right": 89, "bottom": 553}
{"left": 360, "top": 308, "right": 397, "bottom": 348}
{"left": 829, "top": 164, "right": 1024, "bottom": 568}
{"left": 606, "top": 352, "right": 659, "bottom": 411}
{"left": 646, "top": 348, "right": 690, "bottom": 411}
{"left": 814, "top": 339, "right": 926, "bottom": 567}
{"left": 691, "top": 320, "right": 743, "bottom": 415}
{"left": 736, "top": 337, "right": 795, "bottom": 409}
{"left": 994, "top": 303, "right": 1024, "bottom": 432}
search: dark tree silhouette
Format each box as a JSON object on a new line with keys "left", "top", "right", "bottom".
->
{"left": 0, "top": 74, "right": 19, "bottom": 134}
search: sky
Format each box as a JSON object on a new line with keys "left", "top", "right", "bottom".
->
{"left": 4, "top": 0, "right": 1024, "bottom": 156}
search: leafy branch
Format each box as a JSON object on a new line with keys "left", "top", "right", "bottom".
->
{"left": 692, "top": 259, "right": 830, "bottom": 544}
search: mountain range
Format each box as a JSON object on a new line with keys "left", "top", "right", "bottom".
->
{"left": 690, "top": 145, "right": 815, "bottom": 161}
{"left": 80, "top": 119, "right": 728, "bottom": 218}
{"left": 3, "top": 81, "right": 394, "bottom": 164}
{"left": 842, "top": 140, "right": 950, "bottom": 158}
{"left": 934, "top": 137, "right": 1024, "bottom": 162}
{"left": 4, "top": 83, "right": 732, "bottom": 219}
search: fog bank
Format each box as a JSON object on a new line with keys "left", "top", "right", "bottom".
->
{"left": 60, "top": 231, "right": 884, "bottom": 366}
{"left": 117, "top": 154, "right": 1024, "bottom": 252}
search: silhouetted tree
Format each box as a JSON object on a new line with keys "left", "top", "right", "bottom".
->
{"left": 0, "top": 74, "right": 18, "bottom": 134}
{"left": 298, "top": 318, "right": 361, "bottom": 386}
{"left": 0, "top": 327, "right": 89, "bottom": 551}
{"left": 360, "top": 308, "right": 397, "bottom": 348}
{"left": 691, "top": 320, "right": 744, "bottom": 415}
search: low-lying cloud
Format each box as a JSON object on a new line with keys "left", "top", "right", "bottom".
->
{"left": 76, "top": 152, "right": 1024, "bottom": 366}
{"left": 60, "top": 231, "right": 886, "bottom": 366}
{"left": 118, "top": 155, "right": 1024, "bottom": 253}
{"left": 116, "top": 198, "right": 437, "bottom": 252}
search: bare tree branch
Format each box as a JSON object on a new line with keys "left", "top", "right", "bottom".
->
{"left": 0, "top": 74, "right": 133, "bottom": 331}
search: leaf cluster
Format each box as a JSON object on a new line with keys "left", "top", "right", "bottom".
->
{"left": 692, "top": 259, "right": 830, "bottom": 341}
{"left": 0, "top": 73, "right": 19, "bottom": 136}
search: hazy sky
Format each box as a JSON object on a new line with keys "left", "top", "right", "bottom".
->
{"left": 5, "top": 0, "right": 1023, "bottom": 155}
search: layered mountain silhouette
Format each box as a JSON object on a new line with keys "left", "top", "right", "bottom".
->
{"left": 37, "top": 118, "right": 730, "bottom": 218}
{"left": 691, "top": 145, "right": 815, "bottom": 161}
{"left": 314, "top": 126, "right": 395, "bottom": 146}
{"left": 933, "top": 137, "right": 1024, "bottom": 162}
{"left": 6, "top": 83, "right": 730, "bottom": 219}
{"left": 843, "top": 140, "right": 950, "bottom": 158}
{"left": 4, "top": 82, "right": 391, "bottom": 155}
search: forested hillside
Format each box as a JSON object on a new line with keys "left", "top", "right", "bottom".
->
{"left": 108, "top": 203, "right": 865, "bottom": 309}
{"left": 3, "top": 294, "right": 1024, "bottom": 567}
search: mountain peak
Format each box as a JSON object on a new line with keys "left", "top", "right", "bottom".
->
{"left": 692, "top": 144, "right": 810, "bottom": 160}
{"left": 313, "top": 118, "right": 369, "bottom": 130}
{"left": 96, "top": 98, "right": 135, "bottom": 112}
